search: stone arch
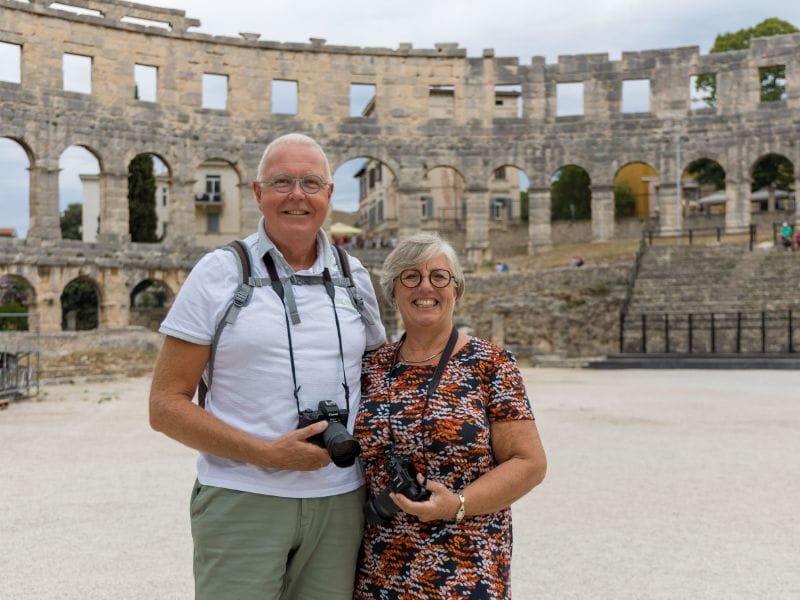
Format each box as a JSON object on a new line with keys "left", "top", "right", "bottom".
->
{"left": 488, "top": 163, "right": 528, "bottom": 222}
{"left": 749, "top": 153, "right": 795, "bottom": 213}
{"left": 422, "top": 165, "right": 466, "bottom": 232}
{"left": 682, "top": 158, "right": 726, "bottom": 215}
{"left": 129, "top": 278, "right": 173, "bottom": 331}
{"left": 60, "top": 275, "right": 101, "bottom": 331}
{"left": 0, "top": 136, "right": 33, "bottom": 239}
{"left": 0, "top": 273, "right": 35, "bottom": 331}
{"left": 550, "top": 164, "right": 591, "bottom": 222}
{"left": 58, "top": 144, "right": 101, "bottom": 242}
{"left": 614, "top": 161, "right": 658, "bottom": 219}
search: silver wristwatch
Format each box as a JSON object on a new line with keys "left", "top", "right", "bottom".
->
{"left": 454, "top": 492, "right": 466, "bottom": 524}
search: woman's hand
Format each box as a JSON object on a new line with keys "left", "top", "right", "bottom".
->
{"left": 390, "top": 474, "right": 461, "bottom": 523}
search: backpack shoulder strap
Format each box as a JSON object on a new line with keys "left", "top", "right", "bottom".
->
{"left": 198, "top": 240, "right": 252, "bottom": 408}
{"left": 332, "top": 245, "right": 374, "bottom": 325}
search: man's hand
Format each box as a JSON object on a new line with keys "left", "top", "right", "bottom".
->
{"left": 260, "top": 420, "right": 332, "bottom": 471}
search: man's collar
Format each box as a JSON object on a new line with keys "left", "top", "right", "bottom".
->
{"left": 256, "top": 217, "right": 335, "bottom": 275}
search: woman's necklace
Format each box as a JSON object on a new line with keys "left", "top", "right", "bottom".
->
{"left": 398, "top": 345, "right": 445, "bottom": 364}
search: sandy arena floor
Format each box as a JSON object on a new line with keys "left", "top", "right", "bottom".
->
{"left": 1, "top": 369, "right": 798, "bottom": 599}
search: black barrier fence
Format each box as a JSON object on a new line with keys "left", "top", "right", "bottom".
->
{"left": 643, "top": 224, "right": 758, "bottom": 251}
{"left": 620, "top": 309, "right": 798, "bottom": 354}
{"left": 0, "top": 313, "right": 39, "bottom": 401}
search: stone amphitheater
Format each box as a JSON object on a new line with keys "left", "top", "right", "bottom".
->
{"left": 1, "top": 0, "right": 799, "bottom": 376}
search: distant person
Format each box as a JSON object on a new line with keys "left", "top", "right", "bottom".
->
{"left": 149, "top": 133, "right": 385, "bottom": 600}
{"left": 354, "top": 232, "right": 547, "bottom": 599}
{"left": 501, "top": 262, "right": 510, "bottom": 272}
{"left": 780, "top": 222, "right": 793, "bottom": 250}
{"left": 570, "top": 255, "right": 585, "bottom": 268}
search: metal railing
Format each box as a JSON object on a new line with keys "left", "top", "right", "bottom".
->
{"left": 0, "top": 312, "right": 40, "bottom": 401}
{"left": 620, "top": 309, "right": 798, "bottom": 355}
{"left": 643, "top": 224, "right": 758, "bottom": 251}
{"left": 618, "top": 234, "right": 648, "bottom": 352}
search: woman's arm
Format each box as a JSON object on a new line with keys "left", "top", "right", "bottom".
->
{"left": 148, "top": 335, "right": 332, "bottom": 471}
{"left": 392, "top": 419, "right": 546, "bottom": 522}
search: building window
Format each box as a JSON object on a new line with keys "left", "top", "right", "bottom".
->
{"left": 161, "top": 187, "right": 168, "bottom": 207}
{"left": 375, "top": 163, "right": 382, "bottom": 183}
{"left": 759, "top": 66, "right": 787, "bottom": 103}
{"left": 557, "top": 82, "right": 584, "bottom": 116}
{"left": 377, "top": 199, "right": 384, "bottom": 222}
{"left": 207, "top": 213, "right": 220, "bottom": 233}
{"left": 491, "top": 197, "right": 511, "bottom": 221}
{"left": 690, "top": 74, "right": 716, "bottom": 110}
{"left": 421, "top": 196, "right": 434, "bottom": 220}
{"left": 494, "top": 84, "right": 522, "bottom": 118}
{"left": 134, "top": 64, "right": 157, "bottom": 102}
{"left": 272, "top": 79, "right": 298, "bottom": 114}
{"left": 63, "top": 53, "right": 92, "bottom": 94}
{"left": 0, "top": 42, "right": 22, "bottom": 84}
{"left": 202, "top": 73, "right": 228, "bottom": 110}
{"left": 622, "top": 79, "right": 650, "bottom": 113}
{"left": 350, "top": 83, "right": 376, "bottom": 117}
{"left": 369, "top": 168, "right": 376, "bottom": 189}
{"left": 205, "top": 175, "right": 222, "bottom": 202}
{"left": 494, "top": 167, "right": 506, "bottom": 180}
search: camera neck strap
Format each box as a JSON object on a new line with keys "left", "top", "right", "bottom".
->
{"left": 263, "top": 252, "right": 351, "bottom": 416}
{"left": 386, "top": 323, "right": 459, "bottom": 449}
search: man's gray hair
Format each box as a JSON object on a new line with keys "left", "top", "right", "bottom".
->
{"left": 256, "top": 133, "right": 332, "bottom": 180}
{"left": 379, "top": 232, "right": 465, "bottom": 303}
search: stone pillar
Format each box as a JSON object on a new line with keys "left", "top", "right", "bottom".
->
{"left": 657, "top": 182, "right": 681, "bottom": 234}
{"left": 724, "top": 179, "right": 751, "bottom": 231}
{"left": 396, "top": 187, "right": 422, "bottom": 240}
{"left": 464, "top": 187, "right": 491, "bottom": 267}
{"left": 26, "top": 161, "right": 61, "bottom": 242}
{"left": 99, "top": 268, "right": 129, "bottom": 328}
{"left": 165, "top": 176, "right": 198, "bottom": 246}
{"left": 590, "top": 184, "right": 615, "bottom": 241}
{"left": 35, "top": 266, "right": 62, "bottom": 333}
{"left": 527, "top": 185, "right": 552, "bottom": 253}
{"left": 97, "top": 171, "right": 131, "bottom": 244}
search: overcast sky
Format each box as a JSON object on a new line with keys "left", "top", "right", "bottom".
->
{"left": 1, "top": 0, "right": 799, "bottom": 237}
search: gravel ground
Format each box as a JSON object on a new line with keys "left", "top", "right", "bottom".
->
{"left": 1, "top": 369, "right": 798, "bottom": 599}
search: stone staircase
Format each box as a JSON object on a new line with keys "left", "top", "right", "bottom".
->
{"left": 593, "top": 243, "right": 800, "bottom": 367}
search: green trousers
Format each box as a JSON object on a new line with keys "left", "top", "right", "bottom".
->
{"left": 190, "top": 482, "right": 366, "bottom": 600}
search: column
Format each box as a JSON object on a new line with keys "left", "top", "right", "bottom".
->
{"left": 395, "top": 187, "right": 422, "bottom": 240}
{"left": 527, "top": 185, "right": 552, "bottom": 253}
{"left": 99, "top": 267, "right": 129, "bottom": 328}
{"left": 657, "top": 182, "right": 681, "bottom": 234}
{"left": 97, "top": 171, "right": 131, "bottom": 244}
{"left": 724, "top": 179, "right": 751, "bottom": 232}
{"left": 464, "top": 187, "right": 491, "bottom": 267}
{"left": 164, "top": 176, "right": 198, "bottom": 247}
{"left": 590, "top": 184, "right": 615, "bottom": 241}
{"left": 25, "top": 160, "right": 61, "bottom": 242}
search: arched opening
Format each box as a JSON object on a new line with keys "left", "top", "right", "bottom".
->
{"left": 422, "top": 166, "right": 466, "bottom": 233}
{"left": 59, "top": 145, "right": 101, "bottom": 241}
{"left": 61, "top": 277, "right": 100, "bottom": 331}
{"left": 750, "top": 153, "right": 795, "bottom": 214}
{"left": 0, "top": 137, "right": 31, "bottom": 239}
{"left": 550, "top": 165, "right": 591, "bottom": 222}
{"left": 487, "top": 164, "right": 529, "bottom": 255}
{"left": 128, "top": 153, "right": 169, "bottom": 243}
{"left": 0, "top": 274, "right": 34, "bottom": 331}
{"left": 614, "top": 162, "right": 657, "bottom": 219}
{"left": 683, "top": 158, "right": 726, "bottom": 216}
{"left": 193, "top": 158, "right": 242, "bottom": 245}
{"left": 333, "top": 157, "right": 397, "bottom": 248}
{"left": 130, "top": 279, "right": 172, "bottom": 331}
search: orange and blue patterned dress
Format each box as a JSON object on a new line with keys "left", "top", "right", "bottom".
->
{"left": 354, "top": 337, "right": 534, "bottom": 599}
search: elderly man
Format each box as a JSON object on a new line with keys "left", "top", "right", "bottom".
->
{"left": 149, "top": 133, "right": 385, "bottom": 599}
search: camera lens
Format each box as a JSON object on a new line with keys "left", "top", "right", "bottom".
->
{"left": 322, "top": 420, "right": 361, "bottom": 468}
{"left": 364, "top": 488, "right": 400, "bottom": 525}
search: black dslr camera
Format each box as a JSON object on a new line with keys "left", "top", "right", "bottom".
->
{"left": 364, "top": 455, "right": 431, "bottom": 525}
{"left": 297, "top": 400, "right": 361, "bottom": 468}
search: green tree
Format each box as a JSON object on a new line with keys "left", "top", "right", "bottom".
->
{"left": 614, "top": 183, "right": 637, "bottom": 218}
{"left": 695, "top": 18, "right": 798, "bottom": 106}
{"left": 128, "top": 154, "right": 158, "bottom": 243}
{"left": 61, "top": 278, "right": 98, "bottom": 330}
{"left": 751, "top": 154, "right": 794, "bottom": 192}
{"left": 0, "top": 276, "right": 29, "bottom": 330}
{"left": 551, "top": 166, "right": 591, "bottom": 221}
{"left": 60, "top": 202, "right": 83, "bottom": 240}
{"left": 519, "top": 190, "right": 529, "bottom": 222}
{"left": 685, "top": 158, "right": 726, "bottom": 190}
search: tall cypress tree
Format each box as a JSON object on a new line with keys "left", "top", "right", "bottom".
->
{"left": 128, "top": 154, "right": 158, "bottom": 243}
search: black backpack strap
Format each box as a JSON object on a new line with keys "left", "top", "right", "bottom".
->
{"left": 332, "top": 244, "right": 373, "bottom": 325}
{"left": 198, "top": 240, "right": 252, "bottom": 408}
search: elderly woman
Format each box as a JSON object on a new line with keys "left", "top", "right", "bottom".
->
{"left": 354, "top": 232, "right": 546, "bottom": 599}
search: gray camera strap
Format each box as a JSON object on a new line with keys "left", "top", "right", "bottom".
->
{"left": 263, "top": 252, "right": 351, "bottom": 416}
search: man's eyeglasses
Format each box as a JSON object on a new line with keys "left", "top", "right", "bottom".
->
{"left": 257, "top": 174, "right": 330, "bottom": 194}
{"left": 397, "top": 269, "right": 455, "bottom": 289}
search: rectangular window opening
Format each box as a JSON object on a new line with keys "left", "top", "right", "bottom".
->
{"left": 690, "top": 74, "right": 716, "bottom": 110}
{"left": 272, "top": 79, "right": 298, "bottom": 114}
{"left": 622, "top": 79, "right": 650, "bottom": 113}
{"left": 206, "top": 212, "right": 220, "bottom": 233}
{"left": 63, "top": 53, "right": 92, "bottom": 94}
{"left": 494, "top": 84, "right": 522, "bottom": 118}
{"left": 429, "top": 85, "right": 454, "bottom": 119}
{"left": 134, "top": 64, "right": 157, "bottom": 102}
{"left": 202, "top": 73, "right": 228, "bottom": 110}
{"left": 0, "top": 42, "right": 22, "bottom": 84}
{"left": 420, "top": 196, "right": 434, "bottom": 220}
{"left": 49, "top": 2, "right": 103, "bottom": 17}
{"left": 350, "top": 83, "right": 376, "bottom": 117}
{"left": 556, "top": 82, "right": 584, "bottom": 117}
{"left": 759, "top": 65, "right": 787, "bottom": 103}
{"left": 121, "top": 16, "right": 171, "bottom": 30}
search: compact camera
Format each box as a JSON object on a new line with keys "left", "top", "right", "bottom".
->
{"left": 364, "top": 455, "right": 431, "bottom": 525}
{"left": 297, "top": 400, "right": 361, "bottom": 468}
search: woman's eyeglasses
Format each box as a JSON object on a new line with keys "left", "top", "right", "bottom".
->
{"left": 397, "top": 269, "right": 455, "bottom": 289}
